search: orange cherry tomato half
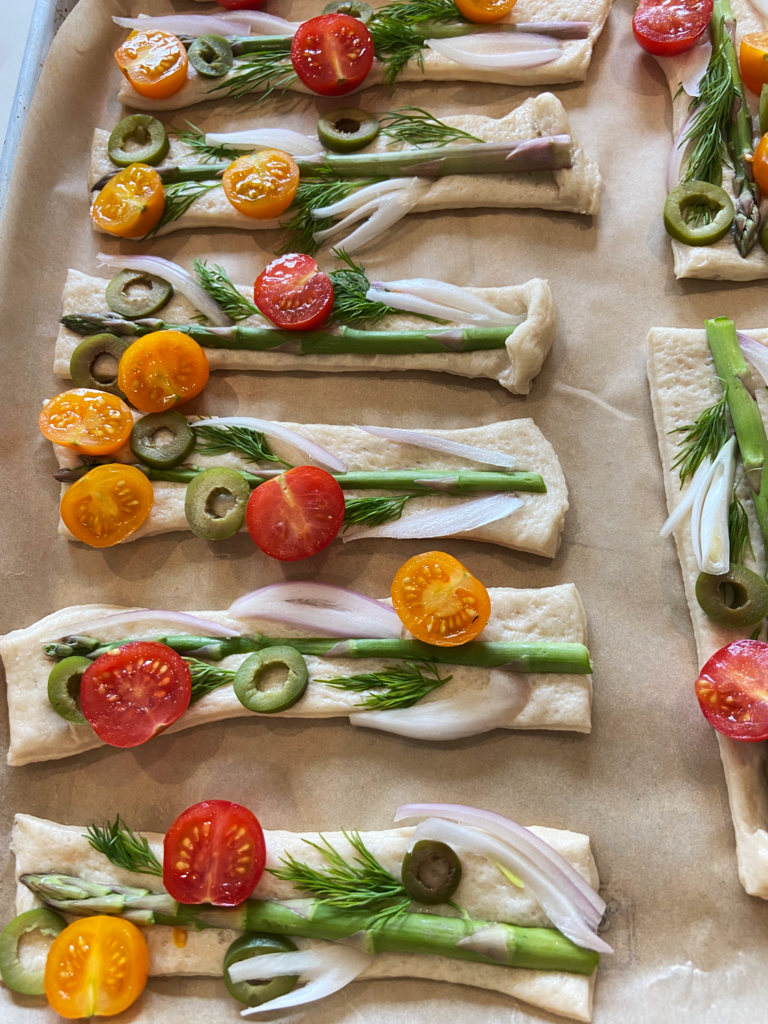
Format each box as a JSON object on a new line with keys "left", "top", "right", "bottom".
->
{"left": 60, "top": 464, "right": 154, "bottom": 548}
{"left": 391, "top": 551, "right": 491, "bottom": 647}
{"left": 222, "top": 150, "right": 299, "bottom": 220}
{"left": 740, "top": 32, "right": 768, "bottom": 95}
{"left": 754, "top": 133, "right": 768, "bottom": 192}
{"left": 695, "top": 640, "right": 768, "bottom": 742}
{"left": 454, "top": 0, "right": 517, "bottom": 24}
{"left": 118, "top": 330, "right": 209, "bottom": 413}
{"left": 254, "top": 254, "right": 335, "bottom": 330}
{"left": 44, "top": 916, "right": 149, "bottom": 1019}
{"left": 163, "top": 800, "right": 266, "bottom": 906}
{"left": 115, "top": 29, "right": 188, "bottom": 99}
{"left": 39, "top": 389, "right": 133, "bottom": 455}
{"left": 632, "top": 0, "right": 712, "bottom": 56}
{"left": 291, "top": 14, "right": 374, "bottom": 96}
{"left": 246, "top": 465, "right": 345, "bottom": 561}
{"left": 90, "top": 163, "right": 165, "bottom": 239}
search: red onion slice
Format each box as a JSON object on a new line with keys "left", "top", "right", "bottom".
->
{"left": 356, "top": 425, "right": 518, "bottom": 469}
{"left": 113, "top": 15, "right": 251, "bottom": 36}
{"left": 427, "top": 34, "right": 562, "bottom": 69}
{"left": 191, "top": 417, "right": 346, "bottom": 473}
{"left": 665, "top": 114, "right": 695, "bottom": 193}
{"left": 205, "top": 129, "right": 323, "bottom": 156}
{"left": 96, "top": 253, "right": 231, "bottom": 327}
{"left": 232, "top": 947, "right": 371, "bottom": 1016}
{"left": 228, "top": 582, "right": 403, "bottom": 638}
{"left": 681, "top": 38, "right": 712, "bottom": 96}
{"left": 342, "top": 493, "right": 523, "bottom": 542}
{"left": 737, "top": 331, "right": 768, "bottom": 386}
{"left": 47, "top": 609, "right": 242, "bottom": 640}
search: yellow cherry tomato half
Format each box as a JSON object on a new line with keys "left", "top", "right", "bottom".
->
{"left": 60, "top": 464, "right": 154, "bottom": 548}
{"left": 115, "top": 29, "right": 188, "bottom": 99}
{"left": 391, "top": 551, "right": 491, "bottom": 647}
{"left": 91, "top": 163, "right": 165, "bottom": 239}
{"left": 740, "top": 32, "right": 768, "bottom": 95}
{"left": 44, "top": 915, "right": 149, "bottom": 1019}
{"left": 454, "top": 0, "right": 517, "bottom": 24}
{"left": 754, "top": 133, "right": 768, "bottom": 192}
{"left": 39, "top": 389, "right": 133, "bottom": 455}
{"left": 222, "top": 150, "right": 300, "bottom": 220}
{"left": 118, "top": 331, "right": 209, "bottom": 413}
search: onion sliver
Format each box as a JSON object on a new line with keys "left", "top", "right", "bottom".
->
{"left": 737, "top": 332, "right": 768, "bottom": 386}
{"left": 312, "top": 178, "right": 418, "bottom": 220}
{"left": 113, "top": 15, "right": 251, "bottom": 36}
{"left": 665, "top": 113, "right": 695, "bottom": 193}
{"left": 96, "top": 253, "right": 231, "bottom": 327}
{"left": 659, "top": 457, "right": 712, "bottom": 539}
{"left": 228, "top": 581, "right": 403, "bottom": 638}
{"left": 357, "top": 425, "right": 518, "bottom": 469}
{"left": 681, "top": 39, "right": 712, "bottom": 96}
{"left": 365, "top": 286, "right": 497, "bottom": 324}
{"left": 233, "top": 947, "right": 371, "bottom": 1016}
{"left": 205, "top": 129, "right": 324, "bottom": 156}
{"left": 427, "top": 34, "right": 561, "bottom": 69}
{"left": 217, "top": 10, "right": 301, "bottom": 34}
{"left": 342, "top": 493, "right": 523, "bottom": 542}
{"left": 693, "top": 436, "right": 736, "bottom": 574}
{"left": 191, "top": 417, "right": 346, "bottom": 473}
{"left": 48, "top": 609, "right": 242, "bottom": 641}
{"left": 371, "top": 278, "right": 522, "bottom": 325}
{"left": 338, "top": 184, "right": 431, "bottom": 253}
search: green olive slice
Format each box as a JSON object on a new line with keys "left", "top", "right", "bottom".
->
{"left": 0, "top": 909, "right": 67, "bottom": 995}
{"left": 105, "top": 269, "right": 173, "bottom": 318}
{"left": 695, "top": 563, "right": 768, "bottom": 628}
{"left": 47, "top": 657, "right": 91, "bottom": 725}
{"left": 189, "top": 34, "right": 234, "bottom": 77}
{"left": 317, "top": 108, "right": 380, "bottom": 153}
{"left": 131, "top": 411, "right": 195, "bottom": 469}
{"left": 69, "top": 334, "right": 132, "bottom": 397}
{"left": 185, "top": 467, "right": 249, "bottom": 540}
{"left": 224, "top": 933, "right": 298, "bottom": 1006}
{"left": 401, "top": 840, "right": 462, "bottom": 905}
{"left": 663, "top": 181, "right": 734, "bottom": 246}
{"left": 108, "top": 114, "right": 169, "bottom": 167}
{"left": 322, "top": 1, "right": 373, "bottom": 22}
{"left": 234, "top": 647, "right": 309, "bottom": 713}
{"left": 761, "top": 85, "right": 768, "bottom": 135}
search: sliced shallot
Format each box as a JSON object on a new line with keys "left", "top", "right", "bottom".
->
{"left": 371, "top": 278, "right": 522, "bottom": 325}
{"left": 659, "top": 457, "right": 712, "bottom": 538}
{"left": 232, "top": 947, "right": 371, "bottom": 1016}
{"left": 737, "top": 331, "right": 768, "bottom": 386}
{"left": 205, "top": 129, "right": 324, "bottom": 156}
{"left": 113, "top": 15, "right": 252, "bottom": 36}
{"left": 311, "top": 179, "right": 415, "bottom": 220}
{"left": 692, "top": 436, "right": 736, "bottom": 574}
{"left": 191, "top": 417, "right": 346, "bottom": 473}
{"left": 342, "top": 493, "right": 523, "bottom": 542}
{"left": 680, "top": 38, "right": 712, "bottom": 97}
{"left": 47, "top": 609, "right": 241, "bottom": 641}
{"left": 335, "top": 185, "right": 430, "bottom": 253}
{"left": 216, "top": 10, "right": 301, "bottom": 34}
{"left": 426, "top": 34, "right": 562, "bottom": 70}
{"left": 665, "top": 113, "right": 695, "bottom": 192}
{"left": 356, "top": 425, "right": 518, "bottom": 468}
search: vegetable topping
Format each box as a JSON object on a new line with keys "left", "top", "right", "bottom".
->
{"left": 290, "top": 14, "right": 374, "bottom": 96}
{"left": 106, "top": 268, "right": 173, "bottom": 318}
{"left": 130, "top": 410, "right": 195, "bottom": 469}
{"left": 401, "top": 839, "right": 462, "bottom": 903}
{"left": 317, "top": 107, "right": 380, "bottom": 152}
{"left": 69, "top": 335, "right": 132, "bottom": 398}
{"left": 47, "top": 656, "right": 91, "bottom": 725}
{"left": 107, "top": 115, "right": 169, "bottom": 168}
{"left": 254, "top": 254, "right": 335, "bottom": 330}
{"left": 224, "top": 933, "right": 299, "bottom": 1007}
{"left": 0, "top": 908, "right": 66, "bottom": 995}
{"left": 752, "top": 132, "right": 768, "bottom": 192}
{"left": 454, "top": 0, "right": 518, "bottom": 23}
{"left": 233, "top": 647, "right": 310, "bottom": 712}
{"left": 390, "top": 551, "right": 491, "bottom": 646}
{"left": 188, "top": 34, "right": 235, "bottom": 77}
{"left": 117, "top": 330, "right": 210, "bottom": 413}
{"left": 739, "top": 32, "right": 768, "bottom": 95}
{"left": 60, "top": 464, "right": 154, "bottom": 547}
{"left": 90, "top": 163, "right": 165, "bottom": 239}
{"left": 114, "top": 28, "right": 188, "bottom": 99}
{"left": 245, "top": 466, "right": 346, "bottom": 560}
{"left": 185, "top": 466, "right": 250, "bottom": 539}
{"left": 222, "top": 150, "right": 300, "bottom": 219}
{"left": 632, "top": 0, "right": 712, "bottom": 56}
{"left": 696, "top": 640, "right": 768, "bottom": 741}
{"left": 696, "top": 564, "right": 768, "bottom": 628}
{"left": 663, "top": 181, "right": 734, "bottom": 246}
{"left": 39, "top": 389, "right": 133, "bottom": 455}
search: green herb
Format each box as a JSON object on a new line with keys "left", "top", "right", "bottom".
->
{"left": 329, "top": 248, "right": 442, "bottom": 326}
{"left": 343, "top": 494, "right": 413, "bottom": 530}
{"left": 728, "top": 491, "right": 754, "bottom": 565}
{"left": 683, "top": 37, "right": 734, "bottom": 188}
{"left": 85, "top": 816, "right": 162, "bottom": 876}
{"left": 670, "top": 393, "right": 728, "bottom": 485}
{"left": 171, "top": 122, "right": 242, "bottom": 163}
{"left": 193, "top": 424, "right": 292, "bottom": 467}
{"left": 209, "top": 51, "right": 298, "bottom": 100}
{"left": 324, "top": 660, "right": 450, "bottom": 709}
{"left": 186, "top": 658, "right": 235, "bottom": 702}
{"left": 193, "top": 258, "right": 261, "bottom": 321}
{"left": 380, "top": 106, "right": 481, "bottom": 147}
{"left": 147, "top": 180, "right": 219, "bottom": 237}
{"left": 280, "top": 178, "right": 360, "bottom": 256}
{"left": 369, "top": 0, "right": 462, "bottom": 86}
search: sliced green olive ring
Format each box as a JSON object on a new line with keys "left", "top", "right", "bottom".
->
{"left": 401, "top": 839, "right": 462, "bottom": 905}
{"left": 107, "top": 114, "right": 169, "bottom": 167}
{"left": 322, "top": 1, "right": 374, "bottom": 22}
{"left": 131, "top": 411, "right": 195, "bottom": 469}
{"left": 47, "top": 656, "right": 92, "bottom": 725}
{"left": 0, "top": 908, "right": 67, "bottom": 995}
{"left": 185, "top": 467, "right": 249, "bottom": 540}
{"left": 189, "top": 34, "right": 234, "bottom": 77}
{"left": 106, "top": 269, "right": 173, "bottom": 318}
{"left": 663, "top": 181, "right": 734, "bottom": 246}
{"left": 69, "top": 333, "right": 132, "bottom": 397}
{"left": 234, "top": 647, "right": 309, "bottom": 714}
{"left": 224, "top": 933, "right": 298, "bottom": 1006}
{"left": 695, "top": 563, "right": 768, "bottom": 628}
{"left": 317, "top": 107, "right": 380, "bottom": 153}
{"left": 761, "top": 84, "right": 768, "bottom": 136}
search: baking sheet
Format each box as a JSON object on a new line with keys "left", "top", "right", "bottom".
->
{"left": 1, "top": 0, "right": 768, "bottom": 1020}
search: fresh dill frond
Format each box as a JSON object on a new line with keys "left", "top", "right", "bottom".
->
{"left": 193, "top": 258, "right": 261, "bottom": 322}
{"left": 343, "top": 494, "right": 413, "bottom": 530}
{"left": 380, "top": 107, "right": 481, "bottom": 147}
{"left": 728, "top": 492, "right": 754, "bottom": 565}
{"left": 682, "top": 37, "right": 734, "bottom": 187}
{"left": 280, "top": 178, "right": 359, "bottom": 256}
{"left": 670, "top": 394, "right": 728, "bottom": 485}
{"left": 193, "top": 424, "right": 292, "bottom": 467}
{"left": 186, "top": 658, "right": 235, "bottom": 703}
{"left": 85, "top": 816, "right": 163, "bottom": 876}
{"left": 329, "top": 248, "right": 442, "bottom": 326}
{"left": 147, "top": 180, "right": 219, "bottom": 237}
{"left": 209, "top": 52, "right": 298, "bottom": 100}
{"left": 171, "top": 121, "right": 242, "bottom": 163}
{"left": 324, "top": 660, "right": 451, "bottom": 710}
{"left": 369, "top": 0, "right": 463, "bottom": 86}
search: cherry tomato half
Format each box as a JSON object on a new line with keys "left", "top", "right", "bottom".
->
{"left": 118, "top": 330, "right": 209, "bottom": 413}
{"left": 81, "top": 641, "right": 191, "bottom": 747}
{"left": 391, "top": 551, "right": 491, "bottom": 647}
{"left": 246, "top": 466, "right": 345, "bottom": 561}
{"left": 91, "top": 163, "right": 165, "bottom": 239}
{"left": 60, "top": 464, "right": 154, "bottom": 548}
{"left": 695, "top": 640, "right": 768, "bottom": 742}
{"left": 164, "top": 800, "right": 266, "bottom": 906}
{"left": 754, "top": 133, "right": 768, "bottom": 192}
{"left": 45, "top": 916, "right": 149, "bottom": 1019}
{"left": 115, "top": 29, "right": 188, "bottom": 100}
{"left": 222, "top": 150, "right": 300, "bottom": 220}
{"left": 254, "top": 254, "right": 335, "bottom": 330}
{"left": 39, "top": 389, "right": 133, "bottom": 455}
{"left": 632, "top": 0, "right": 712, "bottom": 57}
{"left": 291, "top": 14, "right": 374, "bottom": 97}
{"left": 740, "top": 33, "right": 768, "bottom": 95}
{"left": 454, "top": 0, "right": 517, "bottom": 23}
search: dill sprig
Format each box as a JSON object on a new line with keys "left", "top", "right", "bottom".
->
{"left": 380, "top": 107, "right": 481, "bottom": 147}
{"left": 171, "top": 122, "right": 242, "bottom": 163}
{"left": 186, "top": 658, "right": 235, "bottom": 703}
{"left": 343, "top": 494, "right": 413, "bottom": 530}
{"left": 329, "top": 249, "right": 395, "bottom": 325}
{"left": 728, "top": 492, "right": 754, "bottom": 565}
{"left": 670, "top": 393, "right": 728, "bottom": 485}
{"left": 147, "top": 180, "right": 219, "bottom": 237}
{"left": 193, "top": 258, "right": 261, "bottom": 322}
{"left": 85, "top": 816, "right": 163, "bottom": 876}
{"left": 683, "top": 36, "right": 734, "bottom": 188}
{"left": 193, "top": 424, "right": 293, "bottom": 467}
{"left": 271, "top": 831, "right": 411, "bottom": 925}
{"left": 370, "top": 0, "right": 463, "bottom": 86}
{"left": 324, "top": 660, "right": 451, "bottom": 710}
{"left": 280, "top": 178, "right": 360, "bottom": 256}
{"left": 209, "top": 52, "right": 298, "bottom": 100}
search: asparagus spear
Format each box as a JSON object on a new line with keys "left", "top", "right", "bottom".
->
{"left": 20, "top": 875, "right": 599, "bottom": 976}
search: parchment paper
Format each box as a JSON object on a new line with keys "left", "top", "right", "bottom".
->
{"left": 2, "top": 0, "right": 768, "bottom": 1020}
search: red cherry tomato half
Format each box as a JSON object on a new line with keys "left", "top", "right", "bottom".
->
{"left": 80, "top": 642, "right": 191, "bottom": 748}
{"left": 246, "top": 465, "right": 345, "bottom": 561}
{"left": 290, "top": 14, "right": 374, "bottom": 96}
{"left": 695, "top": 640, "right": 768, "bottom": 741}
{"left": 217, "top": 0, "right": 264, "bottom": 8}
{"left": 163, "top": 800, "right": 266, "bottom": 906}
{"left": 253, "top": 254, "right": 335, "bottom": 331}
{"left": 632, "top": 0, "right": 713, "bottom": 56}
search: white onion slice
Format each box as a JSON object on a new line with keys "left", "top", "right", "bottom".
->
{"left": 342, "top": 493, "right": 523, "bottom": 542}
{"left": 338, "top": 184, "right": 431, "bottom": 253}
{"left": 371, "top": 279, "right": 522, "bottom": 325}
{"left": 693, "top": 436, "right": 736, "bottom": 574}
{"left": 666, "top": 113, "right": 695, "bottom": 192}
{"left": 191, "top": 417, "right": 346, "bottom": 473}
{"left": 113, "top": 15, "right": 251, "bottom": 36}
{"left": 659, "top": 457, "right": 712, "bottom": 538}
{"left": 47, "top": 609, "right": 241, "bottom": 641}
{"left": 205, "top": 129, "right": 323, "bottom": 156}
{"left": 365, "top": 286, "right": 498, "bottom": 324}
{"left": 233, "top": 947, "right": 371, "bottom": 1016}
{"left": 96, "top": 253, "right": 230, "bottom": 327}
{"left": 737, "top": 332, "right": 768, "bottom": 386}
{"left": 227, "top": 581, "right": 403, "bottom": 638}
{"left": 312, "top": 178, "right": 413, "bottom": 220}
{"left": 349, "top": 669, "right": 529, "bottom": 739}
{"left": 427, "top": 34, "right": 561, "bottom": 69}
{"left": 356, "top": 425, "right": 518, "bottom": 469}
{"left": 314, "top": 196, "right": 392, "bottom": 242}
{"left": 681, "top": 39, "right": 712, "bottom": 96}
{"left": 216, "top": 10, "right": 301, "bottom": 34}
